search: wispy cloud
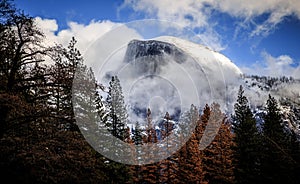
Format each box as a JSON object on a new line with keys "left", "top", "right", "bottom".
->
{"left": 120, "top": 0, "right": 300, "bottom": 46}
{"left": 241, "top": 51, "right": 300, "bottom": 79}
{"left": 207, "top": 0, "right": 300, "bottom": 37}
{"left": 120, "top": 0, "right": 209, "bottom": 28}
{"left": 119, "top": 0, "right": 225, "bottom": 51}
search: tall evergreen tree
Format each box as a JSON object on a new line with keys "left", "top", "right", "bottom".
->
{"left": 202, "top": 109, "right": 235, "bottom": 183}
{"left": 158, "top": 112, "right": 179, "bottom": 183}
{"left": 106, "top": 76, "right": 128, "bottom": 140}
{"left": 72, "top": 63, "right": 99, "bottom": 132}
{"left": 261, "top": 94, "right": 293, "bottom": 183}
{"left": 145, "top": 108, "right": 158, "bottom": 144}
{"left": 133, "top": 121, "right": 143, "bottom": 145}
{"left": 231, "top": 85, "right": 261, "bottom": 183}
{"left": 199, "top": 103, "right": 235, "bottom": 184}
{"left": 102, "top": 75, "right": 131, "bottom": 183}
{"left": 129, "top": 121, "right": 143, "bottom": 183}
{"left": 49, "top": 37, "right": 82, "bottom": 131}
{"left": 134, "top": 108, "right": 159, "bottom": 184}
{"left": 263, "top": 95, "right": 285, "bottom": 142}
{"left": 177, "top": 104, "right": 204, "bottom": 183}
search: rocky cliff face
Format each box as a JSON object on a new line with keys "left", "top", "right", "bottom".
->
{"left": 122, "top": 39, "right": 187, "bottom": 76}
{"left": 124, "top": 39, "right": 187, "bottom": 63}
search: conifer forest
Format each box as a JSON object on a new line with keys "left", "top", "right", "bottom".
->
{"left": 1, "top": 1, "right": 300, "bottom": 183}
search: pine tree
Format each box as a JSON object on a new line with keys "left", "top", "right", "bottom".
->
{"left": 129, "top": 121, "right": 143, "bottom": 183}
{"left": 102, "top": 75, "right": 131, "bottom": 183}
{"left": 49, "top": 37, "right": 82, "bottom": 131}
{"left": 145, "top": 108, "right": 158, "bottom": 144}
{"left": 133, "top": 121, "right": 143, "bottom": 145}
{"left": 261, "top": 94, "right": 293, "bottom": 183}
{"left": 106, "top": 76, "right": 128, "bottom": 140}
{"left": 135, "top": 108, "right": 159, "bottom": 184}
{"left": 201, "top": 104, "right": 234, "bottom": 183}
{"left": 72, "top": 63, "right": 100, "bottom": 135}
{"left": 176, "top": 104, "right": 205, "bottom": 183}
{"left": 161, "top": 112, "right": 173, "bottom": 139}
{"left": 263, "top": 95, "right": 285, "bottom": 142}
{"left": 231, "top": 85, "right": 261, "bottom": 183}
{"left": 158, "top": 112, "right": 179, "bottom": 183}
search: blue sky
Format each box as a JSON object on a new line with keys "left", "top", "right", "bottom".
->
{"left": 14, "top": 0, "right": 300, "bottom": 78}
{"left": 14, "top": 0, "right": 123, "bottom": 28}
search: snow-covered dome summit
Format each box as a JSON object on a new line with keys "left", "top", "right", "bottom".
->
{"left": 105, "top": 36, "right": 243, "bottom": 123}
{"left": 156, "top": 36, "right": 242, "bottom": 77}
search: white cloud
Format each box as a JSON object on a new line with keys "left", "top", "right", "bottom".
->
{"left": 121, "top": 0, "right": 209, "bottom": 28}
{"left": 120, "top": 0, "right": 226, "bottom": 51}
{"left": 206, "top": 0, "right": 300, "bottom": 37}
{"left": 35, "top": 17, "right": 58, "bottom": 32}
{"left": 197, "top": 28, "right": 226, "bottom": 52}
{"left": 241, "top": 51, "right": 300, "bottom": 79}
{"left": 34, "top": 17, "right": 144, "bottom": 68}
{"left": 121, "top": 0, "right": 300, "bottom": 42}
{"left": 207, "top": 0, "right": 299, "bottom": 18}
{"left": 34, "top": 17, "right": 122, "bottom": 54}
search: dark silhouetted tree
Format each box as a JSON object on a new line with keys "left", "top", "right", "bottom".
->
{"left": 49, "top": 37, "right": 82, "bottom": 131}
{"left": 232, "top": 85, "right": 261, "bottom": 184}
{"left": 261, "top": 94, "right": 294, "bottom": 183}
{"left": 0, "top": 0, "right": 50, "bottom": 137}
